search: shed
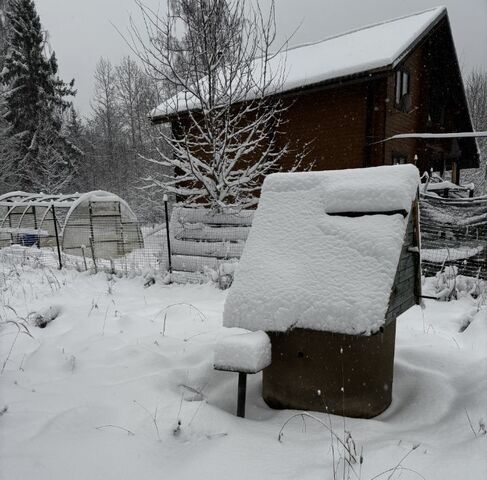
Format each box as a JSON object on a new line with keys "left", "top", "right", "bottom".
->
{"left": 223, "top": 165, "right": 421, "bottom": 418}
{"left": 0, "top": 191, "right": 143, "bottom": 260}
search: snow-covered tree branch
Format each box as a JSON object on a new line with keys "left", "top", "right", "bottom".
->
{"left": 128, "top": 0, "right": 307, "bottom": 211}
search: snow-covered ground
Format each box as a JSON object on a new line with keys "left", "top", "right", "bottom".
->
{"left": 0, "top": 264, "right": 486, "bottom": 479}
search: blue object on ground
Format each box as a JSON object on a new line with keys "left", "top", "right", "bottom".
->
{"left": 22, "top": 234, "right": 39, "bottom": 247}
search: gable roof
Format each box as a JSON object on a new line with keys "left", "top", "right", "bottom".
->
{"left": 151, "top": 7, "right": 446, "bottom": 121}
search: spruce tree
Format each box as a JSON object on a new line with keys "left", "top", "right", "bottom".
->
{"left": 0, "top": 0, "right": 10, "bottom": 64}
{"left": 0, "top": 0, "right": 78, "bottom": 192}
{"left": 0, "top": 0, "right": 17, "bottom": 192}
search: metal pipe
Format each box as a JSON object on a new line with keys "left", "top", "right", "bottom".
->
{"left": 51, "top": 206, "right": 63, "bottom": 269}
{"left": 237, "top": 372, "right": 247, "bottom": 418}
{"left": 163, "top": 194, "right": 173, "bottom": 276}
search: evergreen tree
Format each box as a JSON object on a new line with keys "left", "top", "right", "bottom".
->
{"left": 0, "top": 0, "right": 10, "bottom": 64}
{"left": 0, "top": 0, "right": 17, "bottom": 193}
{"left": 0, "top": 0, "right": 77, "bottom": 192}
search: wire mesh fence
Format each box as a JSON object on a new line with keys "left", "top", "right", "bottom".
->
{"left": 2, "top": 195, "right": 487, "bottom": 284}
{"left": 0, "top": 192, "right": 172, "bottom": 278}
{"left": 420, "top": 193, "right": 487, "bottom": 279}
{"left": 168, "top": 207, "right": 253, "bottom": 286}
{"left": 0, "top": 222, "right": 168, "bottom": 277}
{"left": 0, "top": 203, "right": 253, "bottom": 284}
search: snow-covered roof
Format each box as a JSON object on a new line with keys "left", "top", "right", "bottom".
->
{"left": 425, "top": 180, "right": 473, "bottom": 192}
{"left": 223, "top": 164, "right": 420, "bottom": 336}
{"left": 0, "top": 192, "right": 81, "bottom": 207}
{"left": 0, "top": 191, "right": 138, "bottom": 233}
{"left": 377, "top": 131, "right": 487, "bottom": 143}
{"left": 151, "top": 7, "right": 446, "bottom": 119}
{"left": 62, "top": 190, "right": 138, "bottom": 234}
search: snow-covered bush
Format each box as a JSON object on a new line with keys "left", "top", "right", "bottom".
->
{"left": 204, "top": 261, "right": 238, "bottom": 290}
{"left": 433, "top": 265, "right": 487, "bottom": 302}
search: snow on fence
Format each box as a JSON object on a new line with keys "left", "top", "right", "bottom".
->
{"left": 169, "top": 207, "right": 254, "bottom": 283}
{"left": 420, "top": 193, "right": 487, "bottom": 279}
{"left": 0, "top": 203, "right": 254, "bottom": 283}
{"left": 0, "top": 190, "right": 166, "bottom": 277}
{"left": 4, "top": 192, "right": 486, "bottom": 285}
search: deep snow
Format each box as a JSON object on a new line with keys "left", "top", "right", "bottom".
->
{"left": 0, "top": 264, "right": 486, "bottom": 480}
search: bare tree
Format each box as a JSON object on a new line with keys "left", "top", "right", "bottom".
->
{"left": 116, "top": 56, "right": 146, "bottom": 151}
{"left": 129, "top": 0, "right": 304, "bottom": 210}
{"left": 467, "top": 69, "right": 487, "bottom": 132}
{"left": 115, "top": 55, "right": 169, "bottom": 219}
{"left": 462, "top": 69, "right": 487, "bottom": 193}
{"left": 90, "top": 58, "right": 125, "bottom": 193}
{"left": 28, "top": 123, "right": 76, "bottom": 193}
{"left": 92, "top": 59, "right": 120, "bottom": 160}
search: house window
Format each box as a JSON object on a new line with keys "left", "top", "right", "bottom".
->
{"left": 392, "top": 152, "right": 407, "bottom": 165}
{"left": 395, "top": 69, "right": 411, "bottom": 111}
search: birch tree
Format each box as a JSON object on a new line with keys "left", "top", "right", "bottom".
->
{"left": 89, "top": 57, "right": 126, "bottom": 193}
{"left": 116, "top": 56, "right": 147, "bottom": 152}
{"left": 130, "top": 0, "right": 304, "bottom": 210}
{"left": 115, "top": 56, "right": 168, "bottom": 218}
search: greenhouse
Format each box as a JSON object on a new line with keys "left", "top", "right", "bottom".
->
{"left": 0, "top": 191, "right": 144, "bottom": 260}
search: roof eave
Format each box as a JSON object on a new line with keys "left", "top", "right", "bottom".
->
{"left": 150, "top": 7, "right": 449, "bottom": 125}
{"left": 391, "top": 7, "right": 447, "bottom": 69}
{"left": 149, "top": 65, "right": 393, "bottom": 125}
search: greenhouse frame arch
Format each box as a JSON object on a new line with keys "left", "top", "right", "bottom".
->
{"left": 0, "top": 191, "right": 144, "bottom": 263}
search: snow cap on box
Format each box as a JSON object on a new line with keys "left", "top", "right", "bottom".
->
{"left": 214, "top": 330, "right": 271, "bottom": 373}
{"left": 223, "top": 164, "right": 420, "bottom": 336}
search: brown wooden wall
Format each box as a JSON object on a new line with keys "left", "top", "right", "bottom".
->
{"left": 383, "top": 16, "right": 478, "bottom": 176}
{"left": 271, "top": 43, "right": 431, "bottom": 174}
{"left": 275, "top": 81, "right": 376, "bottom": 172}
{"left": 164, "top": 16, "right": 477, "bottom": 192}
{"left": 384, "top": 46, "right": 425, "bottom": 168}
{"left": 273, "top": 17, "right": 477, "bottom": 177}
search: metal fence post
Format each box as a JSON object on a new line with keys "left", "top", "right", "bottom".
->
{"left": 89, "top": 236, "right": 97, "bottom": 274}
{"left": 88, "top": 201, "right": 98, "bottom": 274}
{"left": 237, "top": 372, "right": 247, "bottom": 418}
{"left": 81, "top": 246, "right": 88, "bottom": 271}
{"left": 32, "top": 205, "right": 39, "bottom": 247}
{"left": 164, "top": 194, "right": 173, "bottom": 276}
{"left": 51, "top": 205, "right": 63, "bottom": 270}
{"left": 117, "top": 202, "right": 127, "bottom": 276}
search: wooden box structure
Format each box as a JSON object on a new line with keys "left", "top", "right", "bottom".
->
{"left": 0, "top": 191, "right": 143, "bottom": 260}
{"left": 263, "top": 206, "right": 419, "bottom": 418}
{"left": 223, "top": 165, "right": 421, "bottom": 418}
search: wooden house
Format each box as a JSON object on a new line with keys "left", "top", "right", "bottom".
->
{"left": 151, "top": 7, "right": 478, "bottom": 185}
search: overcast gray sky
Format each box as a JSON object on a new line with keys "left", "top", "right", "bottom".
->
{"left": 35, "top": 0, "right": 487, "bottom": 117}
